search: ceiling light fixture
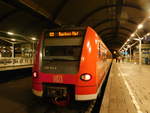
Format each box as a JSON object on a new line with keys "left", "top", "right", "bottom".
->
{"left": 131, "top": 33, "right": 135, "bottom": 37}
{"left": 31, "top": 37, "right": 36, "bottom": 41}
{"left": 146, "top": 33, "right": 150, "bottom": 36}
{"left": 7, "top": 32, "right": 14, "bottom": 35}
{"left": 11, "top": 39, "right": 16, "bottom": 41}
{"left": 137, "top": 24, "right": 143, "bottom": 29}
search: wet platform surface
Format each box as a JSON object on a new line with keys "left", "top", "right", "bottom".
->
{"left": 100, "top": 61, "right": 150, "bottom": 113}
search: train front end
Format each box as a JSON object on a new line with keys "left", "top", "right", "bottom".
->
{"left": 32, "top": 27, "right": 101, "bottom": 105}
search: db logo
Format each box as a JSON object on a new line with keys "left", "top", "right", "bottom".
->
{"left": 53, "top": 75, "right": 63, "bottom": 83}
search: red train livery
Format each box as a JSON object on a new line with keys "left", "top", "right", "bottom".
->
{"left": 32, "top": 26, "right": 112, "bottom": 105}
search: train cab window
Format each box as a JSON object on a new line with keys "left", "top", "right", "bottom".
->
{"left": 44, "top": 46, "right": 81, "bottom": 60}
{"left": 41, "top": 30, "right": 85, "bottom": 74}
{"left": 43, "top": 38, "right": 83, "bottom": 61}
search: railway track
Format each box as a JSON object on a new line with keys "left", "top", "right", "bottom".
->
{"left": 29, "top": 65, "right": 111, "bottom": 113}
{"left": 0, "top": 67, "right": 110, "bottom": 113}
{"left": 29, "top": 81, "right": 107, "bottom": 113}
{"left": 29, "top": 99, "right": 96, "bottom": 113}
{"left": 0, "top": 64, "right": 111, "bottom": 113}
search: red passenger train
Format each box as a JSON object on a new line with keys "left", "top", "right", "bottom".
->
{"left": 32, "top": 26, "right": 112, "bottom": 105}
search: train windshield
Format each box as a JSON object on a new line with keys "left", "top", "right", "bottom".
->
{"left": 43, "top": 38, "right": 83, "bottom": 61}
{"left": 41, "top": 29, "right": 85, "bottom": 74}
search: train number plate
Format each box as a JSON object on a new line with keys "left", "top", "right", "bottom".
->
{"left": 53, "top": 75, "right": 63, "bottom": 83}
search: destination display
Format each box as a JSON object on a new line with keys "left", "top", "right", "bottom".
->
{"left": 48, "top": 31, "right": 82, "bottom": 37}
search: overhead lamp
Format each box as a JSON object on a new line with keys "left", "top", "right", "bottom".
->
{"left": 11, "top": 39, "right": 16, "bottom": 41}
{"left": 31, "top": 37, "right": 36, "bottom": 41}
{"left": 146, "top": 33, "right": 150, "bottom": 36}
{"left": 137, "top": 24, "right": 143, "bottom": 29}
{"left": 7, "top": 32, "right": 14, "bottom": 35}
{"left": 113, "top": 51, "right": 116, "bottom": 54}
{"left": 131, "top": 33, "right": 135, "bottom": 37}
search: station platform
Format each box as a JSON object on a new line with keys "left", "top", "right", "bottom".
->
{"left": 100, "top": 61, "right": 150, "bottom": 113}
{"left": 0, "top": 64, "right": 32, "bottom": 71}
{"left": 0, "top": 57, "right": 33, "bottom": 71}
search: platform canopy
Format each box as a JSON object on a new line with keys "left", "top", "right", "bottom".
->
{"left": 0, "top": 0, "right": 150, "bottom": 50}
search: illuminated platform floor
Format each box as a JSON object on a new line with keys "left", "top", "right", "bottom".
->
{"left": 100, "top": 61, "right": 150, "bottom": 113}
{"left": 0, "top": 65, "right": 32, "bottom": 71}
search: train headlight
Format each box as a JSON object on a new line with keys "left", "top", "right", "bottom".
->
{"left": 80, "top": 73, "right": 92, "bottom": 81}
{"left": 33, "top": 71, "right": 38, "bottom": 78}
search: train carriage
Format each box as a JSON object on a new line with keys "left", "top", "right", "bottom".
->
{"left": 32, "top": 26, "right": 112, "bottom": 105}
